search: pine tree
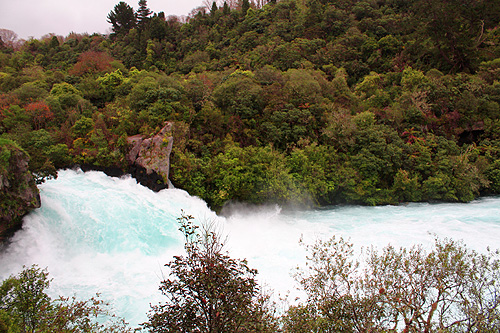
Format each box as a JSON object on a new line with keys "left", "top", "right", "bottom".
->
{"left": 49, "top": 36, "right": 59, "bottom": 48}
{"left": 242, "top": 0, "right": 250, "bottom": 15}
{"left": 223, "top": 1, "right": 231, "bottom": 15}
{"left": 107, "top": 1, "right": 137, "bottom": 36}
{"left": 137, "top": 0, "right": 152, "bottom": 29}
{"left": 211, "top": 1, "right": 218, "bottom": 15}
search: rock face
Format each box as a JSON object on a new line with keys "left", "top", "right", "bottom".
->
{"left": 0, "top": 140, "right": 41, "bottom": 241}
{"left": 126, "top": 122, "right": 174, "bottom": 191}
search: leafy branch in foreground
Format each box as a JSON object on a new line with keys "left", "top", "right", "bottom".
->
{"left": 284, "top": 237, "right": 500, "bottom": 332}
{"left": 144, "top": 211, "right": 278, "bottom": 332}
{"left": 0, "top": 265, "right": 133, "bottom": 332}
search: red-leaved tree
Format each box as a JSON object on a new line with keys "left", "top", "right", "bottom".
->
{"left": 69, "top": 51, "right": 115, "bottom": 76}
{"left": 25, "top": 101, "right": 54, "bottom": 130}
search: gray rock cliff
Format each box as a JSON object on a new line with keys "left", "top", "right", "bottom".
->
{"left": 126, "top": 122, "right": 173, "bottom": 190}
{"left": 0, "top": 140, "right": 41, "bottom": 241}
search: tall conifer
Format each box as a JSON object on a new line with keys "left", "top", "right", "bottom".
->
{"left": 107, "top": 1, "right": 137, "bottom": 36}
{"left": 137, "top": 0, "right": 152, "bottom": 29}
{"left": 223, "top": 1, "right": 231, "bottom": 15}
{"left": 211, "top": 1, "right": 218, "bottom": 15}
{"left": 242, "top": 0, "right": 250, "bottom": 15}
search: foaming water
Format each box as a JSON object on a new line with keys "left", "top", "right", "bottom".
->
{"left": 0, "top": 169, "right": 216, "bottom": 328}
{"left": 1, "top": 169, "right": 500, "bottom": 328}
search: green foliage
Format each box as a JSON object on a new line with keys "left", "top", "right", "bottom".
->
{"left": 412, "top": 0, "right": 500, "bottom": 72}
{"left": 170, "top": 149, "right": 208, "bottom": 199}
{"left": 0, "top": 265, "right": 132, "bottom": 332}
{"left": 49, "top": 82, "right": 83, "bottom": 111}
{"left": 49, "top": 82, "right": 81, "bottom": 97}
{"left": 285, "top": 236, "right": 500, "bottom": 332}
{"left": 144, "top": 212, "right": 277, "bottom": 332}
{"left": 107, "top": 1, "right": 137, "bottom": 36}
{"left": 287, "top": 144, "right": 339, "bottom": 205}
{"left": 391, "top": 169, "right": 422, "bottom": 202}
{"left": 259, "top": 105, "right": 316, "bottom": 150}
{"left": 45, "top": 143, "right": 71, "bottom": 168}
{"left": 0, "top": 138, "right": 16, "bottom": 172}
{"left": 212, "top": 74, "right": 264, "bottom": 120}
{"left": 137, "top": 0, "right": 153, "bottom": 29}
{"left": 206, "top": 144, "right": 303, "bottom": 209}
{"left": 0, "top": 265, "right": 51, "bottom": 332}
{"left": 1, "top": 0, "right": 500, "bottom": 206}
{"left": 12, "top": 81, "right": 49, "bottom": 103}
{"left": 401, "top": 66, "right": 429, "bottom": 92}
{"left": 71, "top": 117, "right": 94, "bottom": 138}
{"left": 283, "top": 69, "right": 323, "bottom": 106}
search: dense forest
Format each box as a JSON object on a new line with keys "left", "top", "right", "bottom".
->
{"left": 1, "top": 0, "right": 500, "bottom": 211}
{"left": 2, "top": 1, "right": 500, "bottom": 330}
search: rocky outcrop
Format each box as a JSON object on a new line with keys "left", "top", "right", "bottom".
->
{"left": 0, "top": 140, "right": 41, "bottom": 242}
{"left": 126, "top": 122, "right": 174, "bottom": 191}
{"left": 458, "top": 121, "right": 485, "bottom": 145}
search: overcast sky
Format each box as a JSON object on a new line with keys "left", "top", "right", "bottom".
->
{"left": 1, "top": 0, "right": 206, "bottom": 40}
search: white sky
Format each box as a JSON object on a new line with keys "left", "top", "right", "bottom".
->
{"left": 0, "top": 0, "right": 206, "bottom": 40}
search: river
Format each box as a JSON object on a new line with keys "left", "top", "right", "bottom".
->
{"left": 1, "top": 169, "right": 500, "bottom": 328}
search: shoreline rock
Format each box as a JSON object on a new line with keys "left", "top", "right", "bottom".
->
{"left": 126, "top": 122, "right": 174, "bottom": 190}
{"left": 78, "top": 122, "right": 174, "bottom": 192}
{"left": 0, "top": 140, "right": 41, "bottom": 242}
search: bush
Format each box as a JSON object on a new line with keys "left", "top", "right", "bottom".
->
{"left": 144, "top": 212, "right": 278, "bottom": 332}
{"left": 284, "top": 237, "right": 500, "bottom": 332}
{"left": 0, "top": 265, "right": 132, "bottom": 332}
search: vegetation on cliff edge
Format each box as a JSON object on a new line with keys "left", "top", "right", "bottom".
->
{"left": 1, "top": 0, "right": 500, "bottom": 209}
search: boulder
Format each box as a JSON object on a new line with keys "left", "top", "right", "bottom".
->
{"left": 126, "top": 122, "right": 174, "bottom": 191}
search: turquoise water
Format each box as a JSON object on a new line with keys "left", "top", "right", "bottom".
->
{"left": 1, "top": 169, "right": 500, "bottom": 328}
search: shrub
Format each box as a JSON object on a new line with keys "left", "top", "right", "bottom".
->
{"left": 144, "top": 212, "right": 278, "bottom": 332}
{"left": 0, "top": 265, "right": 132, "bottom": 332}
{"left": 284, "top": 237, "right": 500, "bottom": 332}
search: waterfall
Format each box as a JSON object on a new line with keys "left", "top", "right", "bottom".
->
{"left": 1, "top": 169, "right": 499, "bottom": 328}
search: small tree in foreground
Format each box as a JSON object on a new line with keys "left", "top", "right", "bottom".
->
{"left": 144, "top": 211, "right": 278, "bottom": 332}
{"left": 0, "top": 265, "right": 132, "bottom": 333}
{"left": 284, "top": 237, "right": 500, "bottom": 332}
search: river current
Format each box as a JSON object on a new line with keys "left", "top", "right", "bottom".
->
{"left": 1, "top": 169, "right": 500, "bottom": 328}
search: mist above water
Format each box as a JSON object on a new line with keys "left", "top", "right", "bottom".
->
{"left": 1, "top": 169, "right": 499, "bottom": 328}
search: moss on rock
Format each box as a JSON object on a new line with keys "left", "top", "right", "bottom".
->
{"left": 0, "top": 139, "right": 41, "bottom": 241}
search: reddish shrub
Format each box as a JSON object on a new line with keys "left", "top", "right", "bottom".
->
{"left": 25, "top": 101, "right": 54, "bottom": 129}
{"left": 69, "top": 51, "right": 115, "bottom": 76}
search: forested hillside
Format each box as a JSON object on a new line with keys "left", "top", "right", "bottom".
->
{"left": 1, "top": 0, "right": 500, "bottom": 209}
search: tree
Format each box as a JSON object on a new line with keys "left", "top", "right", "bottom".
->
{"left": 0, "top": 265, "right": 132, "bottom": 332}
{"left": 212, "top": 72, "right": 264, "bottom": 120}
{"left": 107, "top": 1, "right": 137, "bottom": 36}
{"left": 211, "top": 1, "right": 218, "bottom": 15}
{"left": 0, "top": 29, "right": 18, "bottom": 48}
{"left": 412, "top": 0, "right": 500, "bottom": 72}
{"left": 149, "top": 14, "right": 167, "bottom": 40}
{"left": 223, "top": 1, "right": 231, "bottom": 15}
{"left": 285, "top": 236, "right": 500, "bottom": 332}
{"left": 145, "top": 212, "right": 277, "bottom": 332}
{"left": 25, "top": 101, "right": 54, "bottom": 130}
{"left": 202, "top": 0, "right": 221, "bottom": 12}
{"left": 49, "top": 35, "right": 59, "bottom": 49}
{"left": 137, "top": 0, "right": 153, "bottom": 29}
{"left": 69, "top": 50, "right": 115, "bottom": 76}
{"left": 241, "top": 0, "right": 250, "bottom": 15}
{"left": 0, "top": 265, "right": 50, "bottom": 332}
